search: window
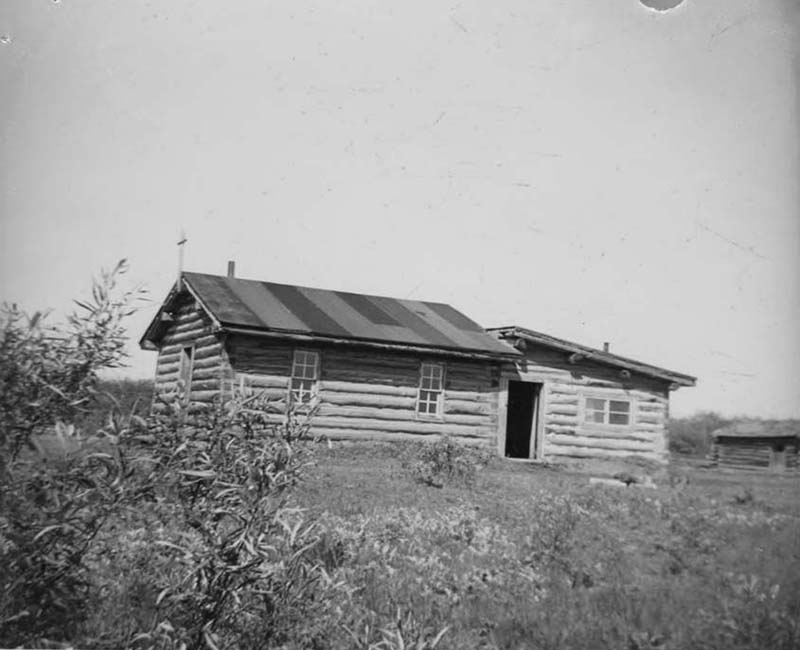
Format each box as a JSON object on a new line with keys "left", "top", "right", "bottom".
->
{"left": 179, "top": 346, "right": 194, "bottom": 401}
{"left": 418, "top": 363, "right": 444, "bottom": 416}
{"left": 290, "top": 350, "right": 319, "bottom": 405}
{"left": 584, "top": 397, "right": 630, "bottom": 426}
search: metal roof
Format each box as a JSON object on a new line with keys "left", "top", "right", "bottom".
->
{"left": 142, "top": 272, "right": 520, "bottom": 359}
{"left": 712, "top": 422, "right": 800, "bottom": 440}
{"left": 489, "top": 325, "right": 697, "bottom": 387}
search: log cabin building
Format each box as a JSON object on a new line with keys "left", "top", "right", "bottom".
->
{"left": 141, "top": 266, "right": 696, "bottom": 463}
{"left": 488, "top": 327, "right": 696, "bottom": 463}
{"left": 709, "top": 422, "right": 799, "bottom": 474}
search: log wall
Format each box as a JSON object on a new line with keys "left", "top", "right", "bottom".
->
{"left": 226, "top": 335, "right": 500, "bottom": 445}
{"left": 505, "top": 344, "right": 672, "bottom": 463}
{"left": 710, "top": 438, "right": 800, "bottom": 474}
{"left": 151, "top": 294, "right": 225, "bottom": 412}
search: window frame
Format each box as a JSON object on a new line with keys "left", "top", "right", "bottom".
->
{"left": 289, "top": 349, "right": 320, "bottom": 408}
{"left": 581, "top": 394, "right": 633, "bottom": 427}
{"left": 417, "top": 362, "right": 445, "bottom": 418}
{"left": 178, "top": 345, "right": 195, "bottom": 403}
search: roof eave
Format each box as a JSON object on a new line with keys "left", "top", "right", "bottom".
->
{"left": 491, "top": 326, "right": 697, "bottom": 387}
{"left": 222, "top": 324, "right": 522, "bottom": 362}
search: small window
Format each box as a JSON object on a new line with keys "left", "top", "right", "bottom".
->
{"left": 418, "top": 363, "right": 444, "bottom": 416}
{"left": 179, "top": 346, "right": 194, "bottom": 401}
{"left": 583, "top": 396, "right": 630, "bottom": 426}
{"left": 291, "top": 350, "right": 319, "bottom": 405}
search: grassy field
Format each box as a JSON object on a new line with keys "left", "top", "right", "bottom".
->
{"left": 288, "top": 442, "right": 800, "bottom": 649}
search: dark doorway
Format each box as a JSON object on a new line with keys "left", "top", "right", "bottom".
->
{"left": 505, "top": 381, "right": 541, "bottom": 459}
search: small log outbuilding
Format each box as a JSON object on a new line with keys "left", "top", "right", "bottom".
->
{"left": 141, "top": 268, "right": 696, "bottom": 463}
{"left": 710, "top": 422, "right": 800, "bottom": 474}
{"left": 488, "top": 327, "right": 695, "bottom": 463}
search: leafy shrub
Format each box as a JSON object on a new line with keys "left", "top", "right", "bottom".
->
{"left": 0, "top": 261, "right": 346, "bottom": 649}
{"left": 0, "top": 261, "right": 144, "bottom": 646}
{"left": 77, "top": 377, "right": 154, "bottom": 435}
{"left": 400, "top": 435, "right": 491, "bottom": 488}
{"left": 112, "top": 394, "right": 337, "bottom": 650}
{"left": 0, "top": 260, "right": 146, "bottom": 464}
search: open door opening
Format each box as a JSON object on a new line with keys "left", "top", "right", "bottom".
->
{"left": 505, "top": 381, "right": 542, "bottom": 459}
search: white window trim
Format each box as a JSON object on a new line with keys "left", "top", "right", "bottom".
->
{"left": 579, "top": 392, "right": 635, "bottom": 428}
{"left": 417, "top": 362, "right": 445, "bottom": 419}
{"left": 289, "top": 349, "right": 320, "bottom": 408}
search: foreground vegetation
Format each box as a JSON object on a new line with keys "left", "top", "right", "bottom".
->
{"left": 2, "top": 263, "right": 799, "bottom": 649}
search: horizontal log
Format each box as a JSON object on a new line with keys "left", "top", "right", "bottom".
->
{"left": 443, "top": 390, "right": 495, "bottom": 403}
{"left": 633, "top": 417, "right": 665, "bottom": 431}
{"left": 192, "top": 366, "right": 222, "bottom": 382}
{"left": 447, "top": 365, "right": 493, "bottom": 379}
{"left": 322, "top": 392, "right": 416, "bottom": 409}
{"left": 319, "top": 380, "right": 418, "bottom": 398}
{"left": 444, "top": 400, "right": 494, "bottom": 416}
{"left": 319, "top": 370, "right": 418, "bottom": 387}
{"left": 544, "top": 445, "right": 664, "bottom": 462}
{"left": 160, "top": 335, "right": 219, "bottom": 355}
{"left": 448, "top": 360, "right": 491, "bottom": 372}
{"left": 311, "top": 416, "right": 493, "bottom": 437}
{"left": 637, "top": 402, "right": 666, "bottom": 412}
{"left": 156, "top": 354, "right": 181, "bottom": 369}
{"left": 638, "top": 413, "right": 665, "bottom": 422}
{"left": 317, "top": 405, "right": 493, "bottom": 426}
{"left": 193, "top": 345, "right": 223, "bottom": 361}
{"left": 548, "top": 386, "right": 579, "bottom": 396}
{"left": 546, "top": 405, "right": 579, "bottom": 416}
{"left": 170, "top": 315, "right": 207, "bottom": 334}
{"left": 232, "top": 388, "right": 288, "bottom": 402}
{"left": 163, "top": 328, "right": 214, "bottom": 346}
{"left": 447, "top": 380, "right": 493, "bottom": 392}
{"left": 157, "top": 361, "right": 180, "bottom": 376}
{"left": 187, "top": 378, "right": 220, "bottom": 391}
{"left": 232, "top": 363, "right": 290, "bottom": 376}
{"left": 228, "top": 346, "right": 292, "bottom": 360}
{"left": 228, "top": 346, "right": 291, "bottom": 360}
{"left": 718, "top": 451, "right": 771, "bottom": 461}
{"left": 545, "top": 414, "right": 580, "bottom": 425}
{"left": 317, "top": 405, "right": 413, "bottom": 420}
{"left": 573, "top": 428, "right": 661, "bottom": 442}
{"left": 546, "top": 395, "right": 580, "bottom": 405}
{"left": 717, "top": 460, "right": 769, "bottom": 472}
{"left": 192, "top": 355, "right": 222, "bottom": 370}
{"left": 515, "top": 370, "right": 571, "bottom": 381}
{"left": 158, "top": 344, "right": 222, "bottom": 363}
{"left": 326, "top": 359, "right": 420, "bottom": 375}
{"left": 156, "top": 363, "right": 221, "bottom": 381}
{"left": 156, "top": 377, "right": 220, "bottom": 392}
{"left": 546, "top": 434, "right": 656, "bottom": 452}
{"left": 544, "top": 424, "right": 578, "bottom": 434}
{"left": 310, "top": 429, "right": 492, "bottom": 445}
{"left": 636, "top": 407, "right": 664, "bottom": 416}
{"left": 631, "top": 423, "right": 664, "bottom": 432}
{"left": 237, "top": 374, "right": 289, "bottom": 390}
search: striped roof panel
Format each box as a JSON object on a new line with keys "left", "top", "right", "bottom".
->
{"left": 178, "top": 272, "right": 518, "bottom": 357}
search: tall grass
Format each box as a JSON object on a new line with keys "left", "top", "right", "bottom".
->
{"left": 3, "top": 264, "right": 799, "bottom": 649}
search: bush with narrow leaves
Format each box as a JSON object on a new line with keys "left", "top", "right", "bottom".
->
{"left": 400, "top": 435, "right": 491, "bottom": 488}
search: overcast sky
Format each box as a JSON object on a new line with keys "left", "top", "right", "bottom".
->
{"left": 1, "top": 0, "right": 798, "bottom": 418}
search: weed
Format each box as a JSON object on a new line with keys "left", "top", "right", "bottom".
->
{"left": 400, "top": 435, "right": 491, "bottom": 488}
